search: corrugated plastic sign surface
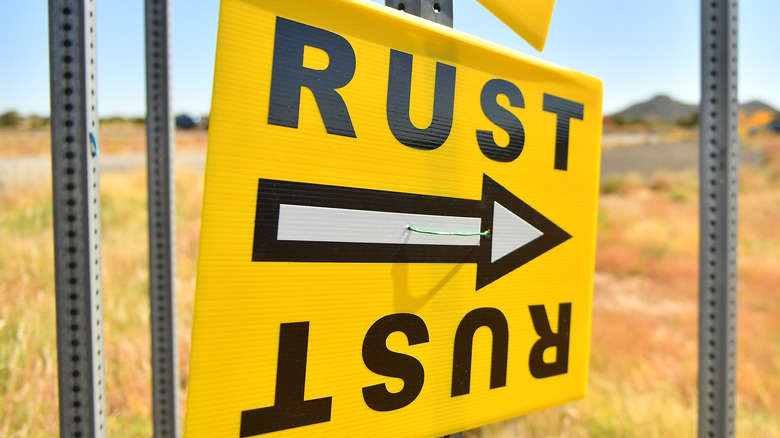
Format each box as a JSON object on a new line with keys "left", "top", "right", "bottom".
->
{"left": 185, "top": 0, "right": 603, "bottom": 436}
{"left": 476, "top": 0, "right": 556, "bottom": 51}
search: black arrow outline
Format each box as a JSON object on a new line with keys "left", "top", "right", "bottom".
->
{"left": 252, "top": 175, "right": 571, "bottom": 290}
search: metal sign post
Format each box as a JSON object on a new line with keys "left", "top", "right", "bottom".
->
{"left": 385, "top": 0, "right": 453, "bottom": 27}
{"left": 39, "top": 1, "right": 745, "bottom": 436}
{"left": 385, "top": 3, "right": 457, "bottom": 437}
{"left": 146, "top": 0, "right": 180, "bottom": 437}
{"left": 48, "top": 1, "right": 107, "bottom": 436}
{"left": 698, "top": 1, "right": 739, "bottom": 437}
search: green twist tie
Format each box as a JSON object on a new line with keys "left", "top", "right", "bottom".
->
{"left": 407, "top": 225, "right": 490, "bottom": 237}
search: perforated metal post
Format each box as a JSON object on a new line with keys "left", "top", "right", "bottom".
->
{"left": 146, "top": 0, "right": 180, "bottom": 436}
{"left": 48, "top": 1, "right": 107, "bottom": 436}
{"left": 385, "top": 0, "right": 453, "bottom": 27}
{"left": 699, "top": 1, "right": 738, "bottom": 437}
{"left": 381, "top": 5, "right": 461, "bottom": 438}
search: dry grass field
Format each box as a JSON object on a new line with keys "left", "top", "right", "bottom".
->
{"left": 0, "top": 122, "right": 208, "bottom": 157}
{"left": 1, "top": 125, "right": 779, "bottom": 436}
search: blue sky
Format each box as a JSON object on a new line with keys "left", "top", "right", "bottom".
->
{"left": 1, "top": 1, "right": 777, "bottom": 117}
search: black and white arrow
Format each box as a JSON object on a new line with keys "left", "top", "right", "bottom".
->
{"left": 252, "top": 175, "right": 571, "bottom": 290}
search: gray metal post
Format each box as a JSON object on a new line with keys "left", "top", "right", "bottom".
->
{"left": 146, "top": 0, "right": 180, "bottom": 436}
{"left": 48, "top": 1, "right": 107, "bottom": 436}
{"left": 385, "top": 0, "right": 453, "bottom": 27}
{"left": 382, "top": 4, "right": 458, "bottom": 438}
{"left": 699, "top": 1, "right": 738, "bottom": 437}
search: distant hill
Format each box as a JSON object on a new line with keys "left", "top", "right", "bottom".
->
{"left": 741, "top": 100, "right": 778, "bottom": 117}
{"left": 612, "top": 95, "right": 697, "bottom": 123}
{"left": 611, "top": 94, "right": 778, "bottom": 122}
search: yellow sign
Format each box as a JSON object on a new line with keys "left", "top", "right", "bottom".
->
{"left": 476, "top": 0, "right": 556, "bottom": 51}
{"left": 185, "top": 0, "right": 602, "bottom": 437}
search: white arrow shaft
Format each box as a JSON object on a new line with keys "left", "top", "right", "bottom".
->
{"left": 277, "top": 204, "right": 482, "bottom": 246}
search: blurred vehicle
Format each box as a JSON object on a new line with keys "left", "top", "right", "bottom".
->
{"left": 748, "top": 119, "right": 780, "bottom": 135}
{"left": 175, "top": 114, "right": 202, "bottom": 129}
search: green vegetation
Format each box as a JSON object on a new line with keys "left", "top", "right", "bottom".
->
{"left": 675, "top": 110, "right": 699, "bottom": 128}
{"left": 600, "top": 173, "right": 643, "bottom": 195}
{"left": 0, "top": 110, "right": 22, "bottom": 127}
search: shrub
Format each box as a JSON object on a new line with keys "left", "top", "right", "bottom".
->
{"left": 601, "top": 173, "right": 644, "bottom": 195}
{"left": 0, "top": 110, "right": 22, "bottom": 127}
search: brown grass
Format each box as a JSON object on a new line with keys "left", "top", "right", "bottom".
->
{"left": 2, "top": 129, "right": 780, "bottom": 436}
{"left": 0, "top": 123, "right": 207, "bottom": 158}
{"left": 466, "top": 136, "right": 780, "bottom": 436}
{"left": 0, "top": 163, "right": 203, "bottom": 436}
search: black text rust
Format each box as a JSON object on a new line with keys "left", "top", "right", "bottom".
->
{"left": 239, "top": 304, "right": 572, "bottom": 436}
{"left": 268, "top": 17, "right": 585, "bottom": 170}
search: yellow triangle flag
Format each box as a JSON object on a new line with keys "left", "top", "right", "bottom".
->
{"left": 476, "top": 0, "right": 556, "bottom": 51}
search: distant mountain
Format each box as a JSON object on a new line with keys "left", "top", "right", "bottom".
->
{"left": 741, "top": 100, "right": 778, "bottom": 117}
{"left": 612, "top": 95, "right": 697, "bottom": 123}
{"left": 612, "top": 94, "right": 778, "bottom": 123}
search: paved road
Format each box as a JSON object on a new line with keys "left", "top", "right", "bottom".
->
{"left": 0, "top": 151, "right": 205, "bottom": 189}
{"left": 0, "top": 143, "right": 759, "bottom": 189}
{"left": 600, "top": 141, "right": 757, "bottom": 179}
{"left": 601, "top": 142, "right": 698, "bottom": 179}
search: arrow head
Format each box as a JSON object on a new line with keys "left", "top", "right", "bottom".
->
{"left": 476, "top": 175, "right": 571, "bottom": 290}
